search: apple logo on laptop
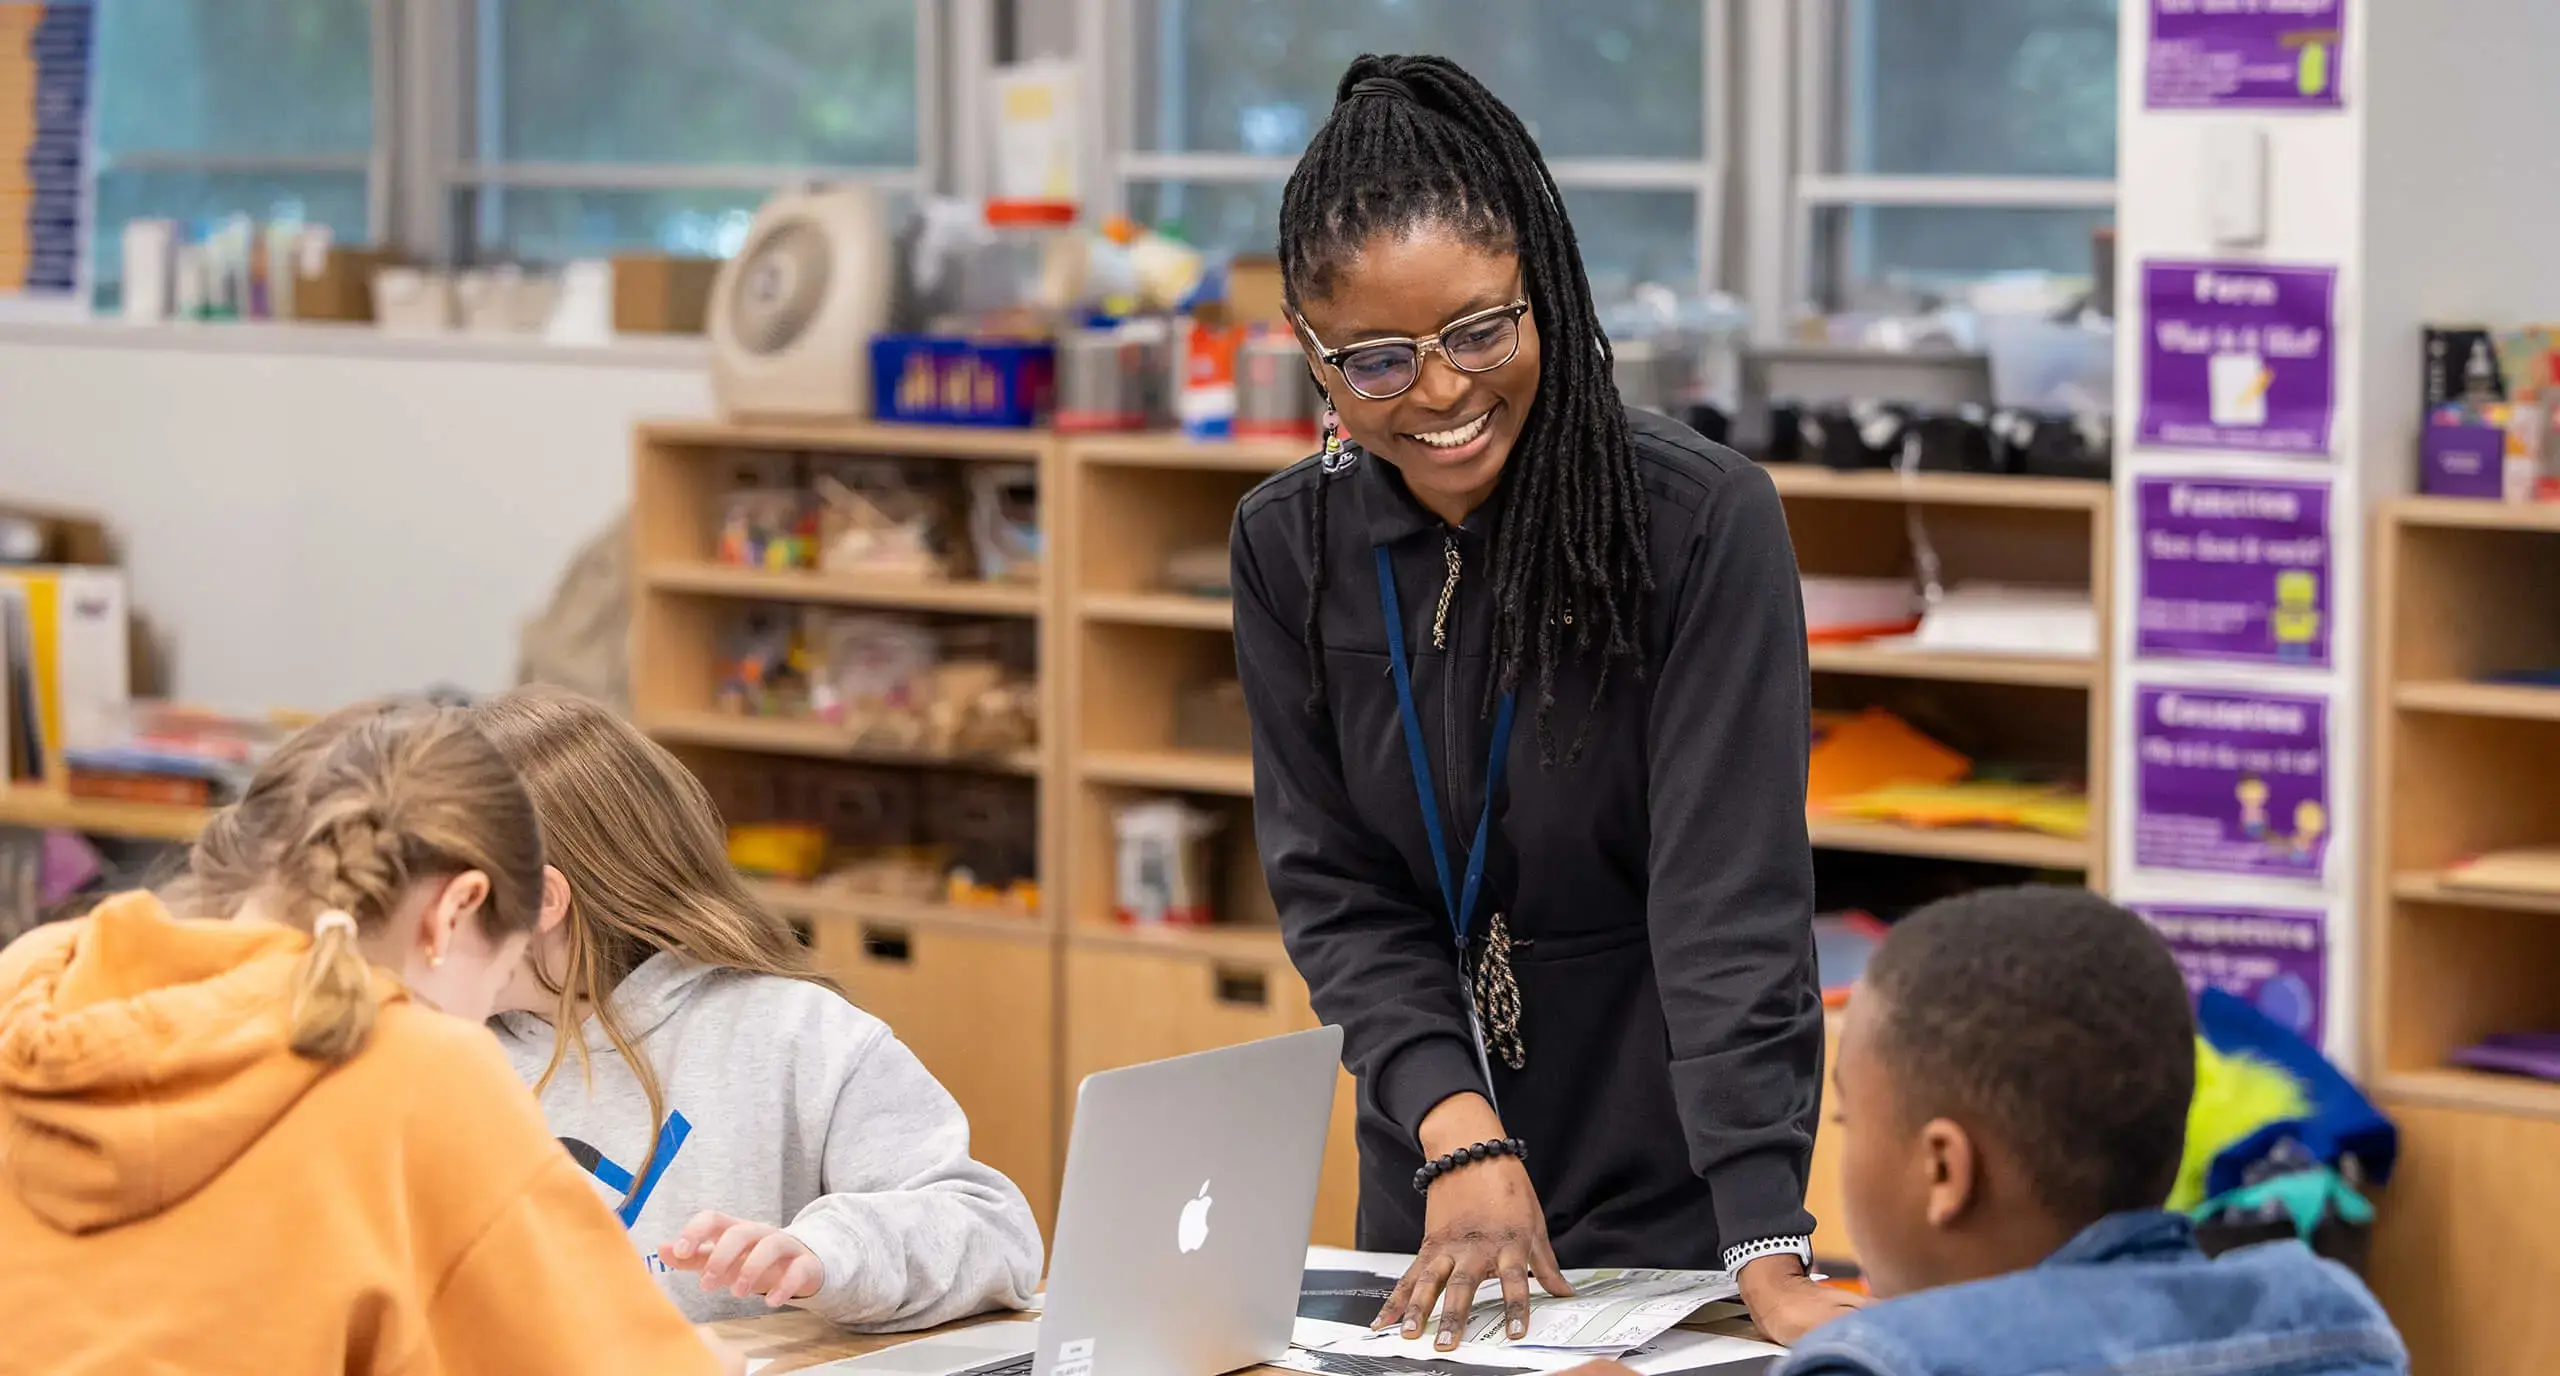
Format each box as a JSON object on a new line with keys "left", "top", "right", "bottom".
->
{"left": 1177, "top": 1180, "right": 1214, "bottom": 1254}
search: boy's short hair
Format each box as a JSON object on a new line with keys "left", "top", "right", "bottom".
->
{"left": 1865, "top": 885, "right": 2196, "bottom": 1227}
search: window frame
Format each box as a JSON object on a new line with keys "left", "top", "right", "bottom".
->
{"left": 81, "top": 0, "right": 396, "bottom": 266}
{"left": 1074, "top": 0, "right": 1735, "bottom": 295}
{"left": 1782, "top": 0, "right": 2117, "bottom": 311}
{"left": 423, "top": 0, "right": 962, "bottom": 263}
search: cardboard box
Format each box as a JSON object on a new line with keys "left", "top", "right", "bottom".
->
{"left": 1226, "top": 254, "right": 1288, "bottom": 329}
{"left": 613, "top": 255, "right": 722, "bottom": 335}
{"left": 291, "top": 247, "right": 404, "bottom": 322}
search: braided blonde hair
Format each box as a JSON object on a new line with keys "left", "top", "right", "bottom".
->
{"left": 214, "top": 705, "right": 547, "bottom": 1062}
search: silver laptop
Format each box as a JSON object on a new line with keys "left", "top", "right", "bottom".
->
{"left": 819, "top": 1025, "right": 1344, "bottom": 1376}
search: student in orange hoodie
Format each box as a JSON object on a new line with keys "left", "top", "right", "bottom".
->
{"left": 0, "top": 704, "right": 738, "bottom": 1374}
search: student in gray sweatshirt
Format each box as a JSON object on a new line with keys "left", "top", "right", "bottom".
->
{"left": 471, "top": 687, "right": 1043, "bottom": 1331}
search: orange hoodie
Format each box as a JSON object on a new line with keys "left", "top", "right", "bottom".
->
{"left": 0, "top": 892, "right": 724, "bottom": 1375}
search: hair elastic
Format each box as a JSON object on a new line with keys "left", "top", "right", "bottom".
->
{"left": 1347, "top": 74, "right": 1417, "bottom": 104}
{"left": 312, "top": 910, "right": 359, "bottom": 940}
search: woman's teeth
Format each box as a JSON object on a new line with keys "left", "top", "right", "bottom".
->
{"left": 1410, "top": 412, "right": 1492, "bottom": 449}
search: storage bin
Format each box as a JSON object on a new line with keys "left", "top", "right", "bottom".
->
{"left": 871, "top": 335, "right": 1057, "bottom": 427}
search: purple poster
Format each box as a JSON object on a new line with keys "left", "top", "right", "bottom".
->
{"left": 2139, "top": 262, "right": 2337, "bottom": 456}
{"left": 2148, "top": 0, "right": 2347, "bottom": 111}
{"left": 2136, "top": 903, "right": 2327, "bottom": 1043}
{"left": 2135, "top": 687, "right": 2329, "bottom": 880}
{"left": 2137, "top": 477, "right": 2332, "bottom": 667}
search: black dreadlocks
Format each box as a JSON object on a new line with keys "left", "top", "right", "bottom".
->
{"left": 1279, "top": 53, "right": 1651, "bottom": 766}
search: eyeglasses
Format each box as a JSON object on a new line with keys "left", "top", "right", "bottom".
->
{"left": 1300, "top": 299, "right": 1531, "bottom": 401}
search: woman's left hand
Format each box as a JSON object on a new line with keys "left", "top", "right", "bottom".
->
{"left": 1736, "top": 1254, "right": 1866, "bottom": 1346}
{"left": 661, "top": 1211, "right": 827, "bottom": 1308}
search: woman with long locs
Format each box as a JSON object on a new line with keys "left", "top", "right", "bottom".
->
{"left": 1232, "top": 53, "right": 1848, "bottom": 1350}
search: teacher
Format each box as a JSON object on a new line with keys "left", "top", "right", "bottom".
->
{"left": 1231, "top": 55, "right": 1843, "bottom": 1348}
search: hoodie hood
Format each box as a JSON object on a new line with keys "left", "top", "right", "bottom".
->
{"left": 493, "top": 950, "right": 719, "bottom": 1056}
{"left": 0, "top": 891, "right": 399, "bottom": 1233}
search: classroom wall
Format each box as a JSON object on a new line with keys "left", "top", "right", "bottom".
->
{"left": 0, "top": 327, "right": 710, "bottom": 708}
{"left": 2108, "top": 0, "right": 2371, "bottom": 1064}
{"left": 2108, "top": 0, "right": 2560, "bottom": 1067}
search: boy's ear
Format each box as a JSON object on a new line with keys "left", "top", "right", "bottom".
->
{"left": 1919, "top": 1117, "right": 1979, "bottom": 1229}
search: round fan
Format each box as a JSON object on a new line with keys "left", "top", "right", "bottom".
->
{"left": 726, "top": 219, "right": 834, "bottom": 356}
{"left": 708, "top": 184, "right": 895, "bottom": 419}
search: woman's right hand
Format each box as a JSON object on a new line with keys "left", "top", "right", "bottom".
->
{"left": 1374, "top": 1095, "right": 1574, "bottom": 1350}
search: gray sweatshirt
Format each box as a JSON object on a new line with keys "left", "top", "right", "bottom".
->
{"left": 490, "top": 954, "right": 1043, "bottom": 1329}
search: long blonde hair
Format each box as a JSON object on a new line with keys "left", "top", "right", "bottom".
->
{"left": 467, "top": 686, "right": 832, "bottom": 1153}
{"left": 214, "top": 705, "right": 547, "bottom": 1061}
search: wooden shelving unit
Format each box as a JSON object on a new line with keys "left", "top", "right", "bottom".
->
{"left": 2364, "top": 498, "right": 2560, "bottom": 1372}
{"left": 1778, "top": 465, "right": 2113, "bottom": 883}
{"left": 0, "top": 786, "right": 210, "bottom": 842}
{"left": 631, "top": 416, "right": 2115, "bottom": 1264}
{"left": 631, "top": 418, "right": 1068, "bottom": 1237}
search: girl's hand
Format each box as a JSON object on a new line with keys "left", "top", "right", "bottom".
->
{"left": 661, "top": 1211, "right": 827, "bottom": 1308}
{"left": 1375, "top": 1095, "right": 1575, "bottom": 1350}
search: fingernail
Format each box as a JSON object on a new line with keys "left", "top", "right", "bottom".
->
{"left": 1404, "top": 1321, "right": 1421, "bottom": 1338}
{"left": 1510, "top": 1319, "right": 1527, "bottom": 1339}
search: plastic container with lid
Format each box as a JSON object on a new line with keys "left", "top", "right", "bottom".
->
{"left": 976, "top": 199, "right": 1084, "bottom": 323}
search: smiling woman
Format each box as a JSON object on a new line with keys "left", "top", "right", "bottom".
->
{"left": 1231, "top": 53, "right": 1847, "bottom": 1353}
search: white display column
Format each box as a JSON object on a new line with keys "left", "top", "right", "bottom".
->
{"left": 2110, "top": 1, "right": 2560, "bottom": 1068}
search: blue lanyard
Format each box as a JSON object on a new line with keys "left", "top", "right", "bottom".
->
{"left": 1373, "top": 544, "right": 1515, "bottom": 950}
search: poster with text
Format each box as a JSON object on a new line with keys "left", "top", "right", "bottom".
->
{"left": 2136, "top": 903, "right": 2327, "bottom": 1044}
{"left": 2140, "top": 262, "right": 2337, "bottom": 457}
{"left": 2137, "top": 476, "right": 2332, "bottom": 667}
{"left": 2135, "top": 687, "right": 2329, "bottom": 881}
{"left": 2148, "top": 0, "right": 2347, "bottom": 111}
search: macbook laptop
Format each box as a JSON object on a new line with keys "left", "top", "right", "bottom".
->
{"left": 819, "top": 1024, "right": 1344, "bottom": 1376}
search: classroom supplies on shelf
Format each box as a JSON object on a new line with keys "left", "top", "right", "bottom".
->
{"left": 1812, "top": 910, "right": 1888, "bottom": 1006}
{"left": 1821, "top": 780, "right": 2090, "bottom": 840}
{"left": 1113, "top": 797, "right": 1223, "bottom": 927}
{"left": 1907, "top": 583, "right": 2098, "bottom": 658}
{"left": 872, "top": 335, "right": 1058, "bottom": 428}
{"left": 1800, "top": 576, "right": 1920, "bottom": 643}
{"left": 0, "top": 566, "right": 130, "bottom": 785}
{"left": 966, "top": 464, "right": 1042, "bottom": 584}
{"left": 2438, "top": 846, "right": 2560, "bottom": 897}
{"left": 1806, "top": 708, "right": 1970, "bottom": 806}
{"left": 2448, "top": 1032, "right": 2560, "bottom": 1083}
{"left": 726, "top": 822, "right": 829, "bottom": 882}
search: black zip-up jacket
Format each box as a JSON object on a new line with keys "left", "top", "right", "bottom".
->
{"left": 1231, "top": 407, "right": 1822, "bottom": 1264}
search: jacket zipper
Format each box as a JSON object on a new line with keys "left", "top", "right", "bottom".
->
{"left": 1436, "top": 532, "right": 1464, "bottom": 850}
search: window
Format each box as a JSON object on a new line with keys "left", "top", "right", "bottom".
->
{"left": 1798, "top": 0, "right": 2117, "bottom": 310}
{"left": 1109, "top": 0, "right": 1724, "bottom": 299}
{"left": 88, "top": 0, "right": 376, "bottom": 296}
{"left": 455, "top": 0, "right": 928, "bottom": 263}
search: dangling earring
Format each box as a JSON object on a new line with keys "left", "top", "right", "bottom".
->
{"left": 1319, "top": 400, "right": 1355, "bottom": 474}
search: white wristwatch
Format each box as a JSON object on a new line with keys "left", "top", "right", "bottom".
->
{"left": 1722, "top": 1235, "right": 1814, "bottom": 1275}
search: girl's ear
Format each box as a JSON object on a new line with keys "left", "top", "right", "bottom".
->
{"left": 421, "top": 869, "right": 493, "bottom": 965}
{"left": 538, "top": 864, "right": 573, "bottom": 934}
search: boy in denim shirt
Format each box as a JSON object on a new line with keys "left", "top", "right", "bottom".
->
{"left": 1791, "top": 886, "right": 2403, "bottom": 1375}
{"left": 1581, "top": 886, "right": 2405, "bottom": 1375}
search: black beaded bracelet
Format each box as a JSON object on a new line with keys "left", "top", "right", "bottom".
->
{"left": 1411, "top": 1137, "right": 1527, "bottom": 1193}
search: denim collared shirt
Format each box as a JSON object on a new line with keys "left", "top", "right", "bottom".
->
{"left": 1777, "top": 1211, "right": 2407, "bottom": 1376}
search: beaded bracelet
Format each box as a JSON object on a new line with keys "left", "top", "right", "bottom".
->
{"left": 1411, "top": 1137, "right": 1528, "bottom": 1193}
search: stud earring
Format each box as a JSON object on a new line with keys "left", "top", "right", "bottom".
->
{"left": 428, "top": 949, "right": 446, "bottom": 970}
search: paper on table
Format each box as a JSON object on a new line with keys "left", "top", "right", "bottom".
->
{"left": 1300, "top": 1258, "right": 1740, "bottom": 1350}
{"left": 1273, "top": 1324, "right": 1782, "bottom": 1376}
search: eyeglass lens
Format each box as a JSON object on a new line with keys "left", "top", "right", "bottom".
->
{"left": 1337, "top": 310, "right": 1521, "bottom": 399}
